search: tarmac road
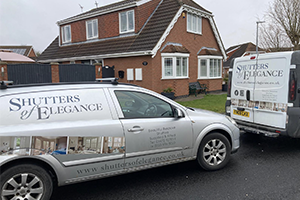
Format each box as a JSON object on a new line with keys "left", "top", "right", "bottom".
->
{"left": 52, "top": 132, "right": 300, "bottom": 200}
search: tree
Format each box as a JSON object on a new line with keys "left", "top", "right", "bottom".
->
{"left": 260, "top": 0, "right": 300, "bottom": 51}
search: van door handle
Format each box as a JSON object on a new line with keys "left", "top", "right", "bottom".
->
{"left": 128, "top": 127, "right": 144, "bottom": 132}
{"left": 246, "top": 90, "right": 250, "bottom": 101}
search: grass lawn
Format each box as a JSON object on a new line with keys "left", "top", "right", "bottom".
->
{"left": 176, "top": 94, "right": 227, "bottom": 113}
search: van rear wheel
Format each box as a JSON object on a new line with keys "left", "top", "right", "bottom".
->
{"left": 0, "top": 164, "right": 53, "bottom": 200}
{"left": 197, "top": 132, "right": 231, "bottom": 170}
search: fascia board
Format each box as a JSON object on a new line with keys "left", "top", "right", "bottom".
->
{"left": 38, "top": 50, "right": 153, "bottom": 63}
{"left": 151, "top": 6, "right": 184, "bottom": 58}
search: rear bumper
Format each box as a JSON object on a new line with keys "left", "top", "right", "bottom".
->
{"left": 236, "top": 120, "right": 286, "bottom": 137}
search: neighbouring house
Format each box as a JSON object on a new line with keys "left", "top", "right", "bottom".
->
{"left": 0, "top": 45, "right": 37, "bottom": 60}
{"left": 223, "top": 42, "right": 265, "bottom": 76}
{"left": 0, "top": 49, "right": 35, "bottom": 64}
{"left": 38, "top": 0, "right": 226, "bottom": 97}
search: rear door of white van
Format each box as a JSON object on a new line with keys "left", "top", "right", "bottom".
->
{"left": 252, "top": 55, "right": 290, "bottom": 128}
{"left": 231, "top": 54, "right": 290, "bottom": 129}
{"left": 230, "top": 57, "right": 256, "bottom": 123}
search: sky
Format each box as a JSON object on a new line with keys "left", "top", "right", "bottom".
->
{"left": 0, "top": 0, "right": 272, "bottom": 53}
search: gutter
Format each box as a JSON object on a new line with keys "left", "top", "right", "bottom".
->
{"left": 38, "top": 50, "right": 153, "bottom": 63}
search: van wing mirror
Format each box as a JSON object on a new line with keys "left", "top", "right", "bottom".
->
{"left": 174, "top": 108, "right": 184, "bottom": 118}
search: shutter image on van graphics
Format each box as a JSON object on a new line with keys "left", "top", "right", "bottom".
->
{"left": 0, "top": 79, "right": 240, "bottom": 200}
{"left": 225, "top": 51, "right": 300, "bottom": 138}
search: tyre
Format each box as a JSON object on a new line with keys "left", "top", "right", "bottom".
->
{"left": 197, "top": 132, "right": 231, "bottom": 171}
{"left": 0, "top": 164, "right": 53, "bottom": 200}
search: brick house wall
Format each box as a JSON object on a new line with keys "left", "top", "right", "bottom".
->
{"left": 151, "top": 11, "right": 223, "bottom": 96}
{"left": 101, "top": 10, "right": 223, "bottom": 97}
{"left": 104, "top": 56, "right": 153, "bottom": 90}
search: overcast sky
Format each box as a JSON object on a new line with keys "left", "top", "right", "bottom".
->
{"left": 0, "top": 0, "right": 272, "bottom": 53}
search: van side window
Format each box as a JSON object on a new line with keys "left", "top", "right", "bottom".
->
{"left": 115, "top": 91, "right": 174, "bottom": 118}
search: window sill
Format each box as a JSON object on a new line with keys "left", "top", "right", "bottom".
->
{"left": 119, "top": 30, "right": 135, "bottom": 34}
{"left": 198, "top": 77, "right": 222, "bottom": 80}
{"left": 161, "top": 77, "right": 189, "bottom": 80}
{"left": 87, "top": 36, "right": 98, "bottom": 40}
{"left": 187, "top": 30, "right": 202, "bottom": 35}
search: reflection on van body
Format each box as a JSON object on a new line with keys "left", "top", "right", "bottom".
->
{"left": 0, "top": 136, "right": 125, "bottom": 156}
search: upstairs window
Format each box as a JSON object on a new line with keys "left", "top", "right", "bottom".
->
{"left": 61, "top": 25, "right": 71, "bottom": 43}
{"left": 86, "top": 19, "right": 98, "bottom": 40}
{"left": 119, "top": 10, "right": 135, "bottom": 33}
{"left": 198, "top": 56, "right": 222, "bottom": 79}
{"left": 187, "top": 13, "right": 202, "bottom": 34}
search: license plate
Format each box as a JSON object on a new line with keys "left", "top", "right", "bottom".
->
{"left": 233, "top": 109, "right": 250, "bottom": 117}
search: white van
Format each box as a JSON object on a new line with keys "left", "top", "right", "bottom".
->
{"left": 226, "top": 51, "right": 300, "bottom": 137}
{"left": 0, "top": 80, "right": 239, "bottom": 200}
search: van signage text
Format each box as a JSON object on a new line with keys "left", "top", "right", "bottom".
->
{"left": 235, "top": 63, "right": 284, "bottom": 80}
{"left": 8, "top": 95, "right": 103, "bottom": 120}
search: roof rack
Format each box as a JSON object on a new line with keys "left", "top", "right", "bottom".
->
{"left": 0, "top": 81, "right": 13, "bottom": 90}
{"left": 96, "top": 78, "right": 119, "bottom": 85}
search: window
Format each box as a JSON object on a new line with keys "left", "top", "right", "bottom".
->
{"left": 127, "top": 69, "right": 134, "bottom": 80}
{"left": 115, "top": 91, "right": 174, "bottom": 118}
{"left": 86, "top": 19, "right": 98, "bottom": 39}
{"left": 187, "top": 13, "right": 202, "bottom": 34}
{"left": 61, "top": 25, "right": 71, "bottom": 43}
{"left": 198, "top": 56, "right": 222, "bottom": 79}
{"left": 135, "top": 68, "right": 142, "bottom": 81}
{"left": 162, "top": 54, "right": 189, "bottom": 79}
{"left": 119, "top": 10, "right": 134, "bottom": 33}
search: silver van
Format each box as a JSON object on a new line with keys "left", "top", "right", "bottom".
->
{"left": 0, "top": 80, "right": 239, "bottom": 200}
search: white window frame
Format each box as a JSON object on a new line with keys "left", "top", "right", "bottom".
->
{"left": 119, "top": 10, "right": 135, "bottom": 34}
{"left": 187, "top": 13, "right": 202, "bottom": 35}
{"left": 61, "top": 25, "right": 71, "bottom": 44}
{"left": 198, "top": 56, "right": 222, "bottom": 79}
{"left": 161, "top": 53, "right": 189, "bottom": 79}
{"left": 86, "top": 19, "right": 98, "bottom": 40}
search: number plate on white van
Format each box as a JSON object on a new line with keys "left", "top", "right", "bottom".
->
{"left": 233, "top": 110, "right": 249, "bottom": 117}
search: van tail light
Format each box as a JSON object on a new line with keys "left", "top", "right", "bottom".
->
{"left": 227, "top": 72, "right": 232, "bottom": 97}
{"left": 289, "top": 71, "right": 297, "bottom": 101}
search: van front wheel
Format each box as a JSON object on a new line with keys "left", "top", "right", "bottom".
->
{"left": 197, "top": 132, "right": 231, "bottom": 171}
{"left": 0, "top": 164, "right": 53, "bottom": 200}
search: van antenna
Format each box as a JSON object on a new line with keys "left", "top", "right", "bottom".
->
{"left": 79, "top": 4, "right": 83, "bottom": 12}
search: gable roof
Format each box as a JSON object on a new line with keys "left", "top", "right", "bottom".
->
{"left": 38, "top": 0, "right": 225, "bottom": 63}
{"left": 0, "top": 45, "right": 33, "bottom": 57}
{"left": 224, "top": 42, "right": 265, "bottom": 67}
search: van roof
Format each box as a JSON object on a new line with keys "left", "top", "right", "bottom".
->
{"left": 0, "top": 81, "right": 140, "bottom": 95}
{"left": 230, "top": 51, "right": 300, "bottom": 68}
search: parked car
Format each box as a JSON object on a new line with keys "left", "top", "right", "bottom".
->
{"left": 225, "top": 51, "right": 300, "bottom": 137}
{"left": 0, "top": 79, "right": 240, "bottom": 199}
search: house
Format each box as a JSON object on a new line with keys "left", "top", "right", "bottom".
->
{"left": 223, "top": 42, "right": 265, "bottom": 76}
{"left": 0, "top": 45, "right": 37, "bottom": 60}
{"left": 0, "top": 49, "right": 35, "bottom": 64}
{"left": 38, "top": 0, "right": 226, "bottom": 97}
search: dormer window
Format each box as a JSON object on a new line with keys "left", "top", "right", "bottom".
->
{"left": 119, "top": 10, "right": 135, "bottom": 34}
{"left": 86, "top": 19, "right": 98, "bottom": 40}
{"left": 61, "top": 25, "right": 71, "bottom": 43}
{"left": 187, "top": 13, "right": 202, "bottom": 34}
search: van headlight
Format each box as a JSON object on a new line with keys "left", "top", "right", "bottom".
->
{"left": 226, "top": 116, "right": 238, "bottom": 128}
